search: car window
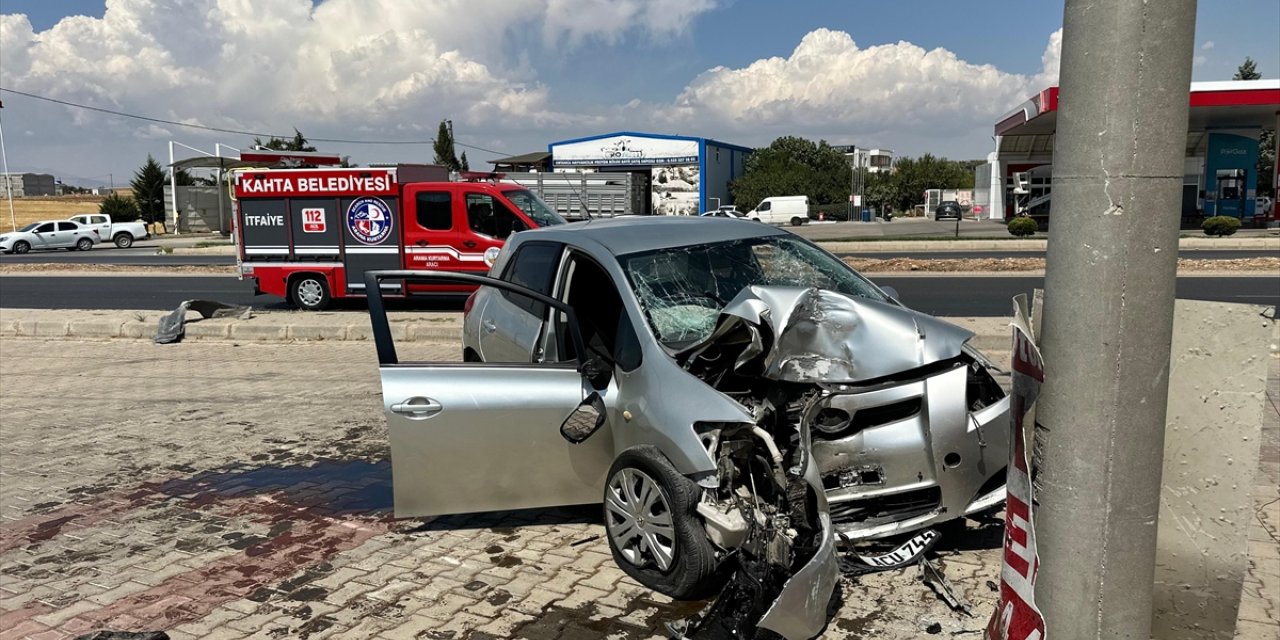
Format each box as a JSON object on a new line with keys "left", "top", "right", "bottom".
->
{"left": 466, "top": 193, "right": 523, "bottom": 239}
{"left": 57, "top": 222, "right": 79, "bottom": 231}
{"left": 500, "top": 242, "right": 561, "bottom": 316}
{"left": 554, "top": 254, "right": 639, "bottom": 381}
{"left": 501, "top": 189, "right": 566, "bottom": 227}
{"left": 415, "top": 191, "right": 452, "bottom": 230}
{"left": 758, "top": 201, "right": 771, "bottom": 211}
{"left": 93, "top": 216, "right": 108, "bottom": 224}
{"left": 622, "top": 236, "right": 888, "bottom": 349}
{"left": 35, "top": 223, "right": 55, "bottom": 233}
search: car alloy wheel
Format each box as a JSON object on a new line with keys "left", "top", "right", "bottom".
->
{"left": 76, "top": 238, "right": 93, "bottom": 251}
{"left": 606, "top": 468, "right": 677, "bottom": 570}
{"left": 292, "top": 277, "right": 328, "bottom": 310}
{"left": 13, "top": 241, "right": 30, "bottom": 254}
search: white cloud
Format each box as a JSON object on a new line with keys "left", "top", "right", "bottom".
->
{"left": 1201, "top": 40, "right": 1215, "bottom": 50}
{"left": 659, "top": 28, "right": 1061, "bottom": 144}
{"left": 0, "top": 0, "right": 716, "bottom": 145}
{"left": 1194, "top": 54, "right": 1208, "bottom": 67}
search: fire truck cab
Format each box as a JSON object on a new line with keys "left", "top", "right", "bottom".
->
{"left": 232, "top": 165, "right": 566, "bottom": 310}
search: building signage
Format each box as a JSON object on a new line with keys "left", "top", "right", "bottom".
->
{"left": 553, "top": 135, "right": 699, "bottom": 167}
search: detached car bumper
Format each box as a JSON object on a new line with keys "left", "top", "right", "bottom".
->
{"left": 811, "top": 363, "right": 1011, "bottom": 540}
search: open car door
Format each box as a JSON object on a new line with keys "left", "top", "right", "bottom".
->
{"left": 366, "top": 270, "right": 614, "bottom": 518}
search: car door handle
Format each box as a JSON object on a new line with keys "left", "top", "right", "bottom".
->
{"left": 391, "top": 397, "right": 443, "bottom": 418}
{"left": 482, "top": 320, "right": 497, "bottom": 333}
{"left": 463, "top": 240, "right": 477, "bottom": 248}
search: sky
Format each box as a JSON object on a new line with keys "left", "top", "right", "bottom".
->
{"left": 0, "top": 0, "right": 1276, "bottom": 186}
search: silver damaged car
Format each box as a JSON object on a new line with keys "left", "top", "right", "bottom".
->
{"left": 371, "top": 217, "right": 1009, "bottom": 638}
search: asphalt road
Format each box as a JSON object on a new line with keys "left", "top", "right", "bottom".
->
{"left": 1, "top": 274, "right": 1275, "bottom": 317}
{"left": 0, "top": 249, "right": 234, "bottom": 266}
{"left": 2, "top": 248, "right": 1274, "bottom": 266}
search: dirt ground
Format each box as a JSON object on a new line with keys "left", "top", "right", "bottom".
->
{"left": 3, "top": 195, "right": 106, "bottom": 227}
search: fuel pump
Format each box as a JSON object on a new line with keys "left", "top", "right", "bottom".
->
{"left": 1215, "top": 168, "right": 1248, "bottom": 216}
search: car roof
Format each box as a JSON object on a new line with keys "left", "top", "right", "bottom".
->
{"left": 526, "top": 216, "right": 789, "bottom": 255}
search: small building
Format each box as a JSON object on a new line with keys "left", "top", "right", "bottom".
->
{"left": 832, "top": 145, "right": 895, "bottom": 174}
{"left": 548, "top": 131, "right": 751, "bottom": 215}
{"left": 488, "top": 151, "right": 553, "bottom": 173}
{"left": 0, "top": 172, "right": 57, "bottom": 197}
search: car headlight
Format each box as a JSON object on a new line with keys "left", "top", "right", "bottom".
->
{"left": 0, "top": 236, "right": 8, "bottom": 242}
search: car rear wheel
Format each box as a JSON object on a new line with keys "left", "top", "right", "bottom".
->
{"left": 289, "top": 275, "right": 331, "bottom": 311}
{"left": 113, "top": 233, "right": 133, "bottom": 249}
{"left": 12, "top": 241, "right": 30, "bottom": 254}
{"left": 790, "top": 216, "right": 803, "bottom": 226}
{"left": 603, "top": 446, "right": 721, "bottom": 600}
{"left": 75, "top": 237, "right": 94, "bottom": 251}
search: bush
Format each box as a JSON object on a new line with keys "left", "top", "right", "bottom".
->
{"left": 1007, "top": 216, "right": 1038, "bottom": 237}
{"left": 1201, "top": 215, "right": 1241, "bottom": 236}
{"left": 99, "top": 193, "right": 140, "bottom": 222}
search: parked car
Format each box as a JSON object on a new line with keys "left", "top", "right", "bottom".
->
{"left": 698, "top": 206, "right": 745, "bottom": 219}
{"left": 747, "top": 195, "right": 810, "bottom": 226}
{"left": 934, "top": 200, "right": 963, "bottom": 220}
{"left": 68, "top": 213, "right": 150, "bottom": 249}
{"left": 369, "top": 219, "right": 1009, "bottom": 632}
{"left": 1, "top": 220, "right": 100, "bottom": 254}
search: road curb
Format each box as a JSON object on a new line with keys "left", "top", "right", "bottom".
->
{"left": 1, "top": 315, "right": 466, "bottom": 344}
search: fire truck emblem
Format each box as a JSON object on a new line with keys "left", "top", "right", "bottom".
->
{"left": 346, "top": 197, "right": 393, "bottom": 245}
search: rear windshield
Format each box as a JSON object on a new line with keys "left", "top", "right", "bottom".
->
{"left": 502, "top": 188, "right": 566, "bottom": 228}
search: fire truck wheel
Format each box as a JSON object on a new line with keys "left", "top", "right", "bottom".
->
{"left": 290, "top": 275, "right": 331, "bottom": 311}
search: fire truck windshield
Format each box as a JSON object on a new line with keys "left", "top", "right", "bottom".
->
{"left": 503, "top": 188, "right": 567, "bottom": 227}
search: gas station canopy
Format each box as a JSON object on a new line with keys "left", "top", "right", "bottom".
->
{"left": 995, "top": 79, "right": 1280, "bottom": 150}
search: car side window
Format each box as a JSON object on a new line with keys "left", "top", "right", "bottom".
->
{"left": 758, "top": 201, "right": 771, "bottom": 211}
{"left": 93, "top": 216, "right": 108, "bottom": 224}
{"left": 500, "top": 243, "right": 561, "bottom": 317}
{"left": 416, "top": 191, "right": 452, "bottom": 230}
{"left": 466, "top": 193, "right": 522, "bottom": 239}
{"left": 57, "top": 222, "right": 78, "bottom": 231}
{"left": 35, "top": 223, "right": 55, "bottom": 233}
{"left": 555, "top": 254, "right": 641, "bottom": 378}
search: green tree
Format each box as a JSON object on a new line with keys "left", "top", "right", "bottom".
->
{"left": 174, "top": 167, "right": 196, "bottom": 187}
{"left": 433, "top": 120, "right": 461, "bottom": 171}
{"left": 460, "top": 151, "right": 470, "bottom": 172}
{"left": 1233, "top": 57, "right": 1260, "bottom": 80}
{"left": 1233, "top": 57, "right": 1274, "bottom": 196}
{"left": 729, "top": 136, "right": 852, "bottom": 210}
{"left": 251, "top": 128, "right": 317, "bottom": 152}
{"left": 98, "top": 193, "right": 140, "bottom": 223}
{"left": 876, "top": 154, "right": 975, "bottom": 212}
{"left": 130, "top": 155, "right": 167, "bottom": 224}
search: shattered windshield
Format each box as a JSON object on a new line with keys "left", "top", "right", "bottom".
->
{"left": 621, "top": 236, "right": 889, "bottom": 348}
{"left": 502, "top": 188, "right": 566, "bottom": 227}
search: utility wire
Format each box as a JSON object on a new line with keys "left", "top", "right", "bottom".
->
{"left": 0, "top": 86, "right": 509, "bottom": 155}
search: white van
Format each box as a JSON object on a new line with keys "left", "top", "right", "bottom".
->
{"left": 747, "top": 196, "right": 810, "bottom": 226}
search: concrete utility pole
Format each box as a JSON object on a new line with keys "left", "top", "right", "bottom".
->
{"left": 1035, "top": 1, "right": 1197, "bottom": 638}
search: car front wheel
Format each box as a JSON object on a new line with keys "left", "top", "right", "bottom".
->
{"left": 603, "top": 446, "right": 721, "bottom": 600}
{"left": 12, "top": 241, "right": 30, "bottom": 254}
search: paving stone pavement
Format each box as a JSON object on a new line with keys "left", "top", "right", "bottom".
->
{"left": 0, "top": 337, "right": 1274, "bottom": 639}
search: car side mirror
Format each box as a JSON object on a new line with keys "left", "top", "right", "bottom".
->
{"left": 560, "top": 391, "right": 607, "bottom": 444}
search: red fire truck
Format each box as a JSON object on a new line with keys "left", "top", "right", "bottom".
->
{"left": 232, "top": 165, "right": 566, "bottom": 310}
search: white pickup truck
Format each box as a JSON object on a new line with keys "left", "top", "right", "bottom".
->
{"left": 69, "top": 214, "right": 150, "bottom": 249}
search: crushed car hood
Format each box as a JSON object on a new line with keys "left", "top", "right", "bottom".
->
{"left": 685, "top": 286, "right": 976, "bottom": 383}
